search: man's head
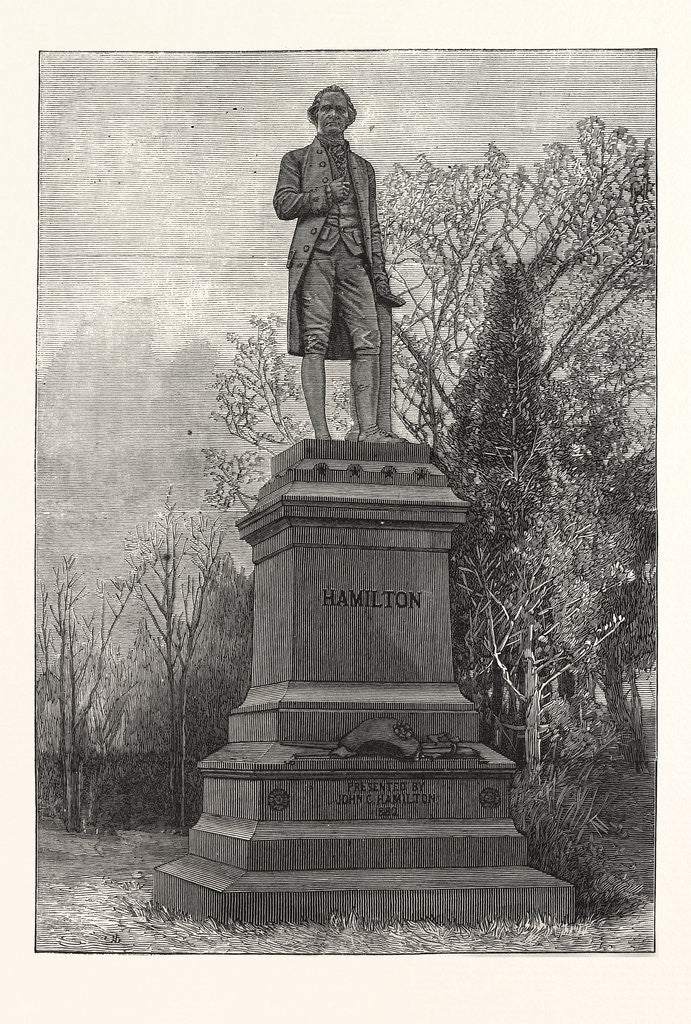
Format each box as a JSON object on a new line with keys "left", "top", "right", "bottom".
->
{"left": 307, "top": 86, "right": 356, "bottom": 140}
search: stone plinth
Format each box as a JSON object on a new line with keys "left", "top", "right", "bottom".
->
{"left": 153, "top": 440, "right": 574, "bottom": 925}
{"left": 240, "top": 438, "right": 465, "bottom": 686}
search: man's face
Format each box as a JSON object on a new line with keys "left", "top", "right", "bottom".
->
{"left": 316, "top": 91, "right": 349, "bottom": 138}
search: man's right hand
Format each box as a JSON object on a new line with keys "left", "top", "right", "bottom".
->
{"left": 329, "top": 178, "right": 350, "bottom": 202}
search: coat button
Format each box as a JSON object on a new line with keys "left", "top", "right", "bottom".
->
{"left": 303, "top": 245, "right": 310, "bottom": 252}
{"left": 311, "top": 228, "right": 317, "bottom": 234}
{"left": 317, "top": 148, "right": 322, "bottom": 154}
{"left": 322, "top": 177, "right": 328, "bottom": 183}
{"left": 319, "top": 161, "right": 326, "bottom": 167}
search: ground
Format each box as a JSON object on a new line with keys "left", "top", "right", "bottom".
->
{"left": 36, "top": 767, "right": 654, "bottom": 954}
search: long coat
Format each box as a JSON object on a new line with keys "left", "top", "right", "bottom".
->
{"left": 273, "top": 137, "right": 392, "bottom": 362}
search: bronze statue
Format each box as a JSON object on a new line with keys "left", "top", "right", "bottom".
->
{"left": 274, "top": 86, "right": 405, "bottom": 442}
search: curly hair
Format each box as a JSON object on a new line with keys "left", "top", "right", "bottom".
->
{"left": 307, "top": 86, "right": 357, "bottom": 128}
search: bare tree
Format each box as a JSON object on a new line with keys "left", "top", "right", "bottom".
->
{"left": 127, "top": 496, "right": 225, "bottom": 826}
{"left": 463, "top": 533, "right": 624, "bottom": 778}
{"left": 203, "top": 315, "right": 351, "bottom": 510}
{"left": 379, "top": 120, "right": 655, "bottom": 463}
{"left": 36, "top": 556, "right": 136, "bottom": 831}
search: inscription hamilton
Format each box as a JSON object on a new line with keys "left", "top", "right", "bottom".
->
{"left": 323, "top": 588, "right": 422, "bottom": 608}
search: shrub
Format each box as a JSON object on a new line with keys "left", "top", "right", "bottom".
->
{"left": 511, "top": 699, "right": 644, "bottom": 917}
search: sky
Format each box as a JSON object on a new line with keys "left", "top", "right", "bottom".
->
{"left": 37, "top": 49, "right": 656, "bottom": 587}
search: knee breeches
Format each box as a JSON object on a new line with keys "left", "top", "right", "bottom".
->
{"left": 299, "top": 241, "right": 381, "bottom": 357}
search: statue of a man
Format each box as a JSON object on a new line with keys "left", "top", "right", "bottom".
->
{"left": 274, "top": 86, "right": 404, "bottom": 442}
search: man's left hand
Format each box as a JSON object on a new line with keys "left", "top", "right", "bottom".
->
{"left": 375, "top": 279, "right": 406, "bottom": 307}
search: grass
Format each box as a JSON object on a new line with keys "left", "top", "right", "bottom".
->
{"left": 130, "top": 901, "right": 653, "bottom": 953}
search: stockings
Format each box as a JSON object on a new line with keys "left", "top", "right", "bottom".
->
{"left": 302, "top": 352, "right": 380, "bottom": 439}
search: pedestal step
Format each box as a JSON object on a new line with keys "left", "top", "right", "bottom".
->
{"left": 269, "top": 438, "right": 433, "bottom": 477}
{"left": 189, "top": 815, "right": 528, "bottom": 870}
{"left": 153, "top": 856, "right": 575, "bottom": 925}
{"left": 230, "top": 709, "right": 480, "bottom": 744}
{"left": 197, "top": 741, "right": 515, "bottom": 822}
{"left": 228, "top": 682, "right": 480, "bottom": 744}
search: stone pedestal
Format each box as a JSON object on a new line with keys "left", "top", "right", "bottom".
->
{"left": 154, "top": 440, "right": 574, "bottom": 925}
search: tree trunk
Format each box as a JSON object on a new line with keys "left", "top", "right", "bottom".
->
{"left": 170, "top": 691, "right": 185, "bottom": 828}
{"left": 523, "top": 624, "right": 541, "bottom": 779}
{"left": 166, "top": 666, "right": 180, "bottom": 825}
{"left": 169, "top": 717, "right": 183, "bottom": 826}
{"left": 627, "top": 668, "right": 648, "bottom": 772}
{"left": 57, "top": 639, "right": 68, "bottom": 829}
{"left": 59, "top": 699, "right": 68, "bottom": 829}
{"left": 66, "top": 629, "right": 81, "bottom": 831}
{"left": 65, "top": 752, "right": 81, "bottom": 832}
{"left": 86, "top": 767, "right": 98, "bottom": 830}
{"left": 490, "top": 661, "right": 504, "bottom": 751}
{"left": 64, "top": 666, "right": 80, "bottom": 832}
{"left": 602, "top": 658, "right": 647, "bottom": 771}
{"left": 180, "top": 673, "right": 188, "bottom": 830}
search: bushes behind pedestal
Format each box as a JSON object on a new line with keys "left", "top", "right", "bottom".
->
{"left": 510, "top": 698, "right": 646, "bottom": 917}
{"left": 36, "top": 555, "right": 254, "bottom": 832}
{"left": 37, "top": 751, "right": 176, "bottom": 830}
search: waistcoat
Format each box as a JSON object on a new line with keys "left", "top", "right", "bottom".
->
{"left": 314, "top": 137, "right": 365, "bottom": 256}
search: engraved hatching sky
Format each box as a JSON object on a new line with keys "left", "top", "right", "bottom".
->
{"left": 38, "top": 50, "right": 655, "bottom": 584}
